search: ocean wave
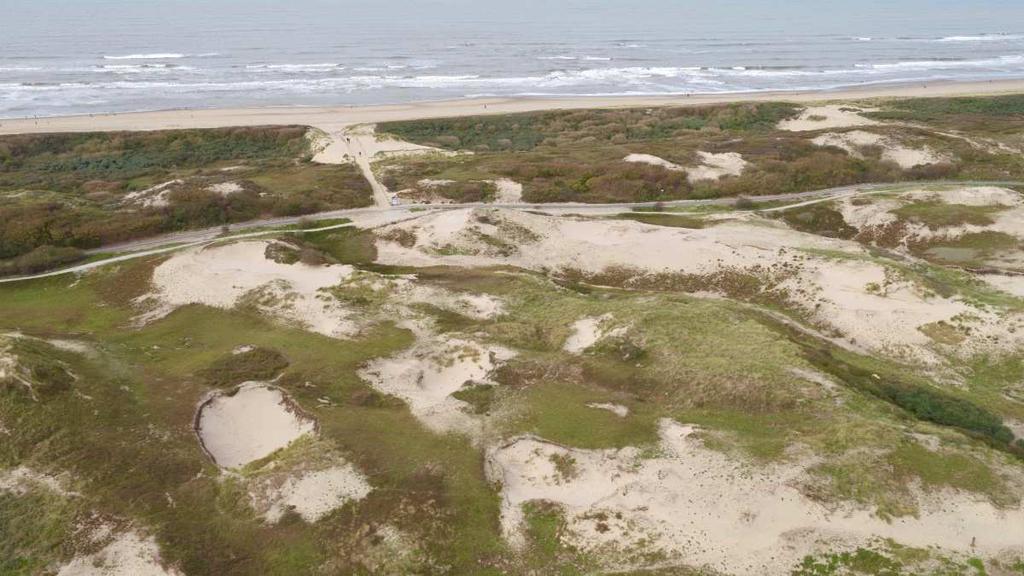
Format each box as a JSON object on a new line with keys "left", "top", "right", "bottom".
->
{"left": 936, "top": 34, "right": 1024, "bottom": 42}
{"left": 538, "top": 55, "right": 613, "bottom": 62}
{"left": 246, "top": 63, "right": 345, "bottom": 72}
{"left": 99, "top": 64, "right": 196, "bottom": 74}
{"left": 862, "top": 53, "right": 1024, "bottom": 71}
{"left": 102, "top": 53, "right": 188, "bottom": 60}
{"left": 6, "top": 58, "right": 1023, "bottom": 96}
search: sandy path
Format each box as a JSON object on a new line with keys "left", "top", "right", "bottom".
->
{"left": 312, "top": 124, "right": 442, "bottom": 207}
{"left": 2, "top": 181, "right": 1022, "bottom": 286}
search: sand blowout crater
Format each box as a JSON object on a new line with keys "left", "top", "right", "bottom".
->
{"left": 195, "top": 382, "right": 316, "bottom": 469}
{"left": 138, "top": 240, "right": 357, "bottom": 338}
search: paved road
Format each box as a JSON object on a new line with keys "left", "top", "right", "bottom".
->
{"left": 1, "top": 179, "right": 1020, "bottom": 284}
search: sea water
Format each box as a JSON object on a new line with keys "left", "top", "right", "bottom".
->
{"left": 3, "top": 0, "right": 1024, "bottom": 117}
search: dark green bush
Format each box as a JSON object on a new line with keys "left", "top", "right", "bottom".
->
{"left": 0, "top": 244, "right": 85, "bottom": 276}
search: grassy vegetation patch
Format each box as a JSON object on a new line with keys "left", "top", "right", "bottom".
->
{"left": 773, "top": 314, "right": 1021, "bottom": 455}
{"left": 889, "top": 442, "right": 1015, "bottom": 506}
{"left": 793, "top": 544, "right": 997, "bottom": 576}
{"left": 393, "top": 103, "right": 798, "bottom": 151}
{"left": 520, "top": 500, "right": 593, "bottom": 574}
{"left": 613, "top": 212, "right": 709, "bottom": 229}
{"left": 0, "top": 486, "right": 80, "bottom": 575}
{"left": 502, "top": 379, "right": 658, "bottom": 450}
{"left": 199, "top": 347, "right": 290, "bottom": 388}
{"left": 893, "top": 200, "right": 1005, "bottom": 229}
{"left": 912, "top": 231, "right": 1020, "bottom": 267}
{"left": 868, "top": 94, "right": 1024, "bottom": 124}
{"left": 292, "top": 226, "right": 378, "bottom": 265}
{"left": 778, "top": 203, "right": 858, "bottom": 239}
{"left": 451, "top": 382, "right": 497, "bottom": 415}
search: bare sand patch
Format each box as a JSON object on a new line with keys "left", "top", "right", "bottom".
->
{"left": 196, "top": 382, "right": 316, "bottom": 469}
{"left": 312, "top": 123, "right": 455, "bottom": 206}
{"left": 980, "top": 274, "right": 1024, "bottom": 298}
{"left": 901, "top": 186, "right": 1022, "bottom": 207}
{"left": 206, "top": 181, "right": 243, "bottom": 196}
{"left": 585, "top": 403, "right": 629, "bottom": 417}
{"left": 812, "top": 131, "right": 946, "bottom": 168}
{"left": 404, "top": 286, "right": 504, "bottom": 320}
{"left": 359, "top": 324, "right": 515, "bottom": 437}
{"left": 254, "top": 464, "right": 371, "bottom": 523}
{"left": 4, "top": 330, "right": 94, "bottom": 356}
{"left": 486, "top": 419, "right": 1024, "bottom": 575}
{"left": 121, "top": 180, "right": 182, "bottom": 209}
{"left": 563, "top": 314, "right": 624, "bottom": 353}
{"left": 140, "top": 240, "right": 357, "bottom": 338}
{"left": 624, "top": 152, "right": 746, "bottom": 182}
{"left": 57, "top": 530, "right": 182, "bottom": 576}
{"left": 0, "top": 336, "right": 39, "bottom": 397}
{"left": 0, "top": 465, "right": 75, "bottom": 497}
{"left": 623, "top": 153, "right": 684, "bottom": 172}
{"left": 417, "top": 178, "right": 456, "bottom": 189}
{"left": 494, "top": 178, "right": 523, "bottom": 203}
{"left": 837, "top": 187, "right": 1024, "bottom": 248}
{"left": 686, "top": 151, "right": 748, "bottom": 183}
{"left": 778, "top": 105, "right": 880, "bottom": 132}
{"left": 376, "top": 208, "right": 1024, "bottom": 364}
{"left": 315, "top": 124, "right": 448, "bottom": 165}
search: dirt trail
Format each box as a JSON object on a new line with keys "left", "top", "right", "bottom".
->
{"left": 312, "top": 124, "right": 443, "bottom": 208}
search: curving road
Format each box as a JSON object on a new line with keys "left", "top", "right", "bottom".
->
{"left": 1, "top": 179, "right": 1021, "bottom": 285}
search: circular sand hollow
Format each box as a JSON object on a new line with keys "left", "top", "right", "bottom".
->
{"left": 195, "top": 383, "right": 316, "bottom": 469}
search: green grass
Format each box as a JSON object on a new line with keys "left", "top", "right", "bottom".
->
{"left": 893, "top": 200, "right": 1006, "bottom": 229}
{"left": 888, "top": 442, "right": 1014, "bottom": 506}
{"left": 0, "top": 484, "right": 80, "bottom": 575}
{"left": 503, "top": 380, "right": 658, "bottom": 449}
{"left": 293, "top": 226, "right": 378, "bottom": 265}
{"left": 867, "top": 94, "right": 1024, "bottom": 123}
{"left": 199, "top": 347, "right": 290, "bottom": 388}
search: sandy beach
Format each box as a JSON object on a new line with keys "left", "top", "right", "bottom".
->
{"left": 2, "top": 79, "right": 1023, "bottom": 136}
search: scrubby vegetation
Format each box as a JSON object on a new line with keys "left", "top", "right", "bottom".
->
{"left": 377, "top": 95, "right": 1024, "bottom": 206}
{"left": 0, "top": 127, "right": 372, "bottom": 271}
{"left": 0, "top": 245, "right": 86, "bottom": 276}
{"left": 866, "top": 94, "right": 1024, "bottom": 126}
{"left": 3, "top": 94, "right": 1024, "bottom": 575}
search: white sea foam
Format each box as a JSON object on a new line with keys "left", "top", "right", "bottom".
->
{"left": 103, "top": 53, "right": 188, "bottom": 60}
{"left": 936, "top": 34, "right": 1024, "bottom": 43}
{"left": 247, "top": 63, "right": 345, "bottom": 72}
